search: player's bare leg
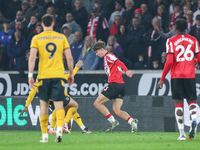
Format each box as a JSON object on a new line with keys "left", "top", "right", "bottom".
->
{"left": 187, "top": 100, "right": 198, "bottom": 140}
{"left": 63, "top": 98, "right": 78, "bottom": 134}
{"left": 40, "top": 100, "right": 49, "bottom": 143}
{"left": 94, "top": 94, "right": 119, "bottom": 132}
{"left": 54, "top": 101, "right": 65, "bottom": 143}
{"left": 175, "top": 99, "right": 186, "bottom": 140}
{"left": 113, "top": 98, "right": 138, "bottom": 133}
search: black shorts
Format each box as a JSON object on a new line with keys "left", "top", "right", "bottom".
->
{"left": 171, "top": 78, "right": 196, "bottom": 100}
{"left": 49, "top": 95, "right": 70, "bottom": 110}
{"left": 101, "top": 82, "right": 125, "bottom": 100}
{"left": 38, "top": 78, "right": 65, "bottom": 102}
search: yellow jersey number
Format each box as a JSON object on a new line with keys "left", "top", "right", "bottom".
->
{"left": 46, "top": 42, "right": 57, "bottom": 59}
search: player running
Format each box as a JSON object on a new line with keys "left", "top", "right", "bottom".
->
{"left": 20, "top": 60, "right": 91, "bottom": 134}
{"left": 92, "top": 40, "right": 138, "bottom": 133}
{"left": 28, "top": 14, "right": 74, "bottom": 143}
{"left": 157, "top": 19, "right": 200, "bottom": 140}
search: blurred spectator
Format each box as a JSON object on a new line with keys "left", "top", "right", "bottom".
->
{"left": 15, "top": 21, "right": 28, "bottom": 38}
{"left": 6, "top": 0, "right": 22, "bottom": 21}
{"left": 99, "top": 0, "right": 115, "bottom": 21}
{"left": 181, "top": 0, "right": 197, "bottom": 13}
{"left": 142, "top": 17, "right": 162, "bottom": 62}
{"left": 168, "top": 0, "right": 181, "bottom": 15}
{"left": 46, "top": 7, "right": 61, "bottom": 32}
{"left": 151, "top": 60, "right": 161, "bottom": 69}
{"left": 156, "top": 5, "right": 169, "bottom": 32}
{"left": 115, "top": 23, "right": 128, "bottom": 56}
{"left": 21, "top": 1, "right": 30, "bottom": 15}
{"left": 25, "top": 0, "right": 45, "bottom": 21}
{"left": 43, "top": 0, "right": 54, "bottom": 13}
{"left": 61, "top": 24, "right": 75, "bottom": 45}
{"left": 0, "top": 12, "right": 5, "bottom": 32}
{"left": 7, "top": 29, "right": 28, "bottom": 70}
{"left": 27, "top": 15, "right": 38, "bottom": 35}
{"left": 65, "top": 12, "right": 82, "bottom": 35}
{"left": 0, "top": 42, "right": 7, "bottom": 70}
{"left": 154, "top": 21, "right": 176, "bottom": 39}
{"left": 170, "top": 2, "right": 181, "bottom": 22}
{"left": 70, "top": 31, "right": 84, "bottom": 66}
{"left": 186, "top": 10, "right": 195, "bottom": 33}
{"left": 107, "top": 35, "right": 123, "bottom": 56}
{"left": 140, "top": 3, "right": 153, "bottom": 31}
{"left": 94, "top": 0, "right": 102, "bottom": 12}
{"left": 0, "top": 0, "right": 10, "bottom": 17}
{"left": 0, "top": 20, "right": 14, "bottom": 57}
{"left": 134, "top": 55, "right": 150, "bottom": 70}
{"left": 87, "top": 6, "right": 109, "bottom": 43}
{"left": 160, "top": 52, "right": 166, "bottom": 69}
{"left": 78, "top": 36, "right": 100, "bottom": 70}
{"left": 189, "top": 14, "right": 200, "bottom": 43}
{"left": 106, "top": 46, "right": 133, "bottom": 69}
{"left": 19, "top": 50, "right": 39, "bottom": 74}
{"left": 134, "top": 8, "right": 143, "bottom": 21}
{"left": 180, "top": 4, "right": 190, "bottom": 19}
{"left": 27, "top": 22, "right": 43, "bottom": 46}
{"left": 124, "top": 17, "right": 145, "bottom": 64}
{"left": 72, "top": 0, "right": 88, "bottom": 38}
{"left": 151, "top": 0, "right": 168, "bottom": 16}
{"left": 10, "top": 10, "right": 29, "bottom": 31}
{"left": 122, "top": 0, "right": 136, "bottom": 27}
{"left": 108, "top": 0, "right": 125, "bottom": 28}
{"left": 110, "top": 15, "right": 123, "bottom": 36}
{"left": 193, "top": 0, "right": 200, "bottom": 20}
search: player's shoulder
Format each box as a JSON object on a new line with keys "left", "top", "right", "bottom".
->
{"left": 105, "top": 52, "right": 118, "bottom": 60}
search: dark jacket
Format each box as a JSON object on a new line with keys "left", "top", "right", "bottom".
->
{"left": 140, "top": 12, "right": 153, "bottom": 31}
{"left": 7, "top": 36, "right": 28, "bottom": 70}
{"left": 6, "top": 0, "right": 22, "bottom": 21}
{"left": 25, "top": 4, "right": 45, "bottom": 21}
{"left": 189, "top": 25, "right": 200, "bottom": 43}
{"left": 122, "top": 7, "right": 135, "bottom": 27}
{"left": 124, "top": 25, "right": 145, "bottom": 64}
{"left": 142, "top": 28, "right": 162, "bottom": 61}
{"left": 72, "top": 6, "right": 88, "bottom": 38}
{"left": 96, "top": 16, "right": 109, "bottom": 44}
{"left": 0, "top": 44, "right": 9, "bottom": 70}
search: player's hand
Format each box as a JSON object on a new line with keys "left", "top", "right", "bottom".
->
{"left": 67, "top": 73, "right": 74, "bottom": 86}
{"left": 126, "top": 70, "right": 134, "bottom": 77}
{"left": 20, "top": 106, "right": 28, "bottom": 116}
{"left": 75, "top": 60, "right": 83, "bottom": 69}
{"left": 102, "top": 85, "right": 108, "bottom": 92}
{"left": 29, "top": 77, "right": 35, "bottom": 89}
{"left": 157, "top": 81, "right": 164, "bottom": 89}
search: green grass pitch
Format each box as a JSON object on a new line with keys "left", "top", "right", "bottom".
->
{"left": 0, "top": 131, "right": 200, "bottom": 150}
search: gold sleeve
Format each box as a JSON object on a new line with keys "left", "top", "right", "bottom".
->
{"left": 64, "top": 67, "right": 79, "bottom": 80}
{"left": 25, "top": 82, "right": 39, "bottom": 107}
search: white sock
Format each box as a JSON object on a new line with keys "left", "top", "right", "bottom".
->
{"left": 80, "top": 125, "right": 86, "bottom": 130}
{"left": 107, "top": 115, "right": 115, "bottom": 123}
{"left": 57, "top": 126, "right": 63, "bottom": 136}
{"left": 127, "top": 117, "right": 134, "bottom": 125}
{"left": 189, "top": 103, "right": 197, "bottom": 121}
{"left": 175, "top": 107, "right": 185, "bottom": 136}
{"left": 42, "top": 133, "right": 48, "bottom": 140}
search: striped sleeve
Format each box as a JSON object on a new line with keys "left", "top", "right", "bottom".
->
{"left": 102, "top": 18, "right": 108, "bottom": 29}
{"left": 166, "top": 38, "right": 174, "bottom": 54}
{"left": 195, "top": 40, "right": 200, "bottom": 54}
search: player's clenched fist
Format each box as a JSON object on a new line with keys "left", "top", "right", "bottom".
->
{"left": 126, "top": 70, "right": 134, "bottom": 78}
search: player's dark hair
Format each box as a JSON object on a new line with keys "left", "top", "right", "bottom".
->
{"left": 175, "top": 19, "right": 187, "bottom": 33}
{"left": 93, "top": 40, "right": 106, "bottom": 52}
{"left": 41, "top": 14, "right": 53, "bottom": 27}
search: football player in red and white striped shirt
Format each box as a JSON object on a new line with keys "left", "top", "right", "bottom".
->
{"left": 93, "top": 40, "right": 138, "bottom": 133}
{"left": 157, "top": 19, "right": 200, "bottom": 140}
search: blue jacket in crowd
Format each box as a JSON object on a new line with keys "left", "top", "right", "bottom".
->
{"left": 70, "top": 40, "right": 84, "bottom": 66}
{"left": 78, "top": 46, "right": 100, "bottom": 70}
{"left": 0, "top": 30, "right": 14, "bottom": 50}
{"left": 7, "top": 36, "right": 28, "bottom": 70}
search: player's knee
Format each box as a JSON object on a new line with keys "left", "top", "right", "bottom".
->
{"left": 93, "top": 101, "right": 98, "bottom": 108}
{"left": 74, "top": 103, "right": 79, "bottom": 110}
{"left": 113, "top": 110, "right": 120, "bottom": 117}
